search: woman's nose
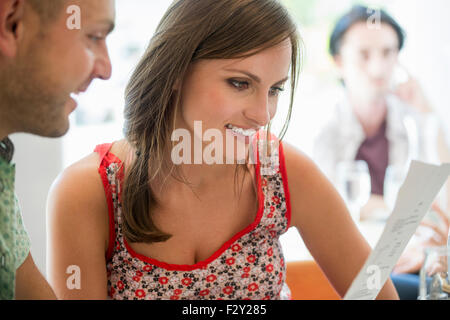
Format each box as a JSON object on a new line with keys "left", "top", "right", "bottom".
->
{"left": 243, "top": 95, "right": 271, "bottom": 128}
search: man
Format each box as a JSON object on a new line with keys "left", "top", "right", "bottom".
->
{"left": 0, "top": 0, "right": 115, "bottom": 299}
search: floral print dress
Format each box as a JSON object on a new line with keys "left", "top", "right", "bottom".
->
{"left": 96, "top": 133, "right": 292, "bottom": 300}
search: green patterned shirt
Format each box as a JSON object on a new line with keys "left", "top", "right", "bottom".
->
{"left": 0, "top": 140, "right": 31, "bottom": 300}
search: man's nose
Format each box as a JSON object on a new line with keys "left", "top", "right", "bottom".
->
{"left": 93, "top": 49, "right": 113, "bottom": 80}
{"left": 367, "top": 55, "right": 388, "bottom": 79}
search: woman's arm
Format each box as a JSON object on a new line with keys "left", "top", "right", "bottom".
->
{"left": 46, "top": 153, "right": 110, "bottom": 299}
{"left": 283, "top": 142, "right": 399, "bottom": 300}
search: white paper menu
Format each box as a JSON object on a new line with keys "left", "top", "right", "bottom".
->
{"left": 344, "top": 161, "right": 450, "bottom": 300}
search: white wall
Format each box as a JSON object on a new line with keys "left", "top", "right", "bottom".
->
{"left": 390, "top": 0, "right": 450, "bottom": 141}
{"left": 10, "top": 134, "right": 63, "bottom": 276}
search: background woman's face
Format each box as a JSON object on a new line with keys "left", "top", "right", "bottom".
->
{"left": 177, "top": 39, "right": 292, "bottom": 161}
{"left": 335, "top": 22, "right": 400, "bottom": 101}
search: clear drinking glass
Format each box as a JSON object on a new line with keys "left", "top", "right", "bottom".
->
{"left": 383, "top": 165, "right": 409, "bottom": 212}
{"left": 419, "top": 246, "right": 450, "bottom": 300}
{"left": 336, "top": 160, "right": 371, "bottom": 223}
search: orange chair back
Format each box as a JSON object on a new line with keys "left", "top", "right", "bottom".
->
{"left": 285, "top": 260, "right": 341, "bottom": 300}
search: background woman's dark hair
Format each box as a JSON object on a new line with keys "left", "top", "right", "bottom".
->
{"left": 122, "top": 0, "right": 302, "bottom": 244}
{"left": 329, "top": 5, "right": 406, "bottom": 57}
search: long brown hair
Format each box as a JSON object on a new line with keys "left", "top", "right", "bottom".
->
{"left": 122, "top": 0, "right": 302, "bottom": 243}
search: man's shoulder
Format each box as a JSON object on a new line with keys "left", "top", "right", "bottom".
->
{"left": 0, "top": 179, "right": 31, "bottom": 300}
{"left": 0, "top": 138, "right": 14, "bottom": 164}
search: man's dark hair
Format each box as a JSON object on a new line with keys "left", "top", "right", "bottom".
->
{"left": 329, "top": 5, "right": 406, "bottom": 57}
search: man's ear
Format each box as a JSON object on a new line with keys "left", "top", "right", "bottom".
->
{"left": 0, "top": 0, "right": 25, "bottom": 58}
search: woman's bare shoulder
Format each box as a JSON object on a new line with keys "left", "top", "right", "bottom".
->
{"left": 47, "top": 139, "right": 131, "bottom": 217}
{"left": 55, "top": 151, "right": 105, "bottom": 190}
{"left": 45, "top": 141, "right": 128, "bottom": 234}
{"left": 54, "top": 138, "right": 129, "bottom": 190}
{"left": 281, "top": 141, "right": 325, "bottom": 185}
{"left": 109, "top": 139, "right": 131, "bottom": 163}
{"left": 280, "top": 141, "right": 345, "bottom": 226}
{"left": 46, "top": 144, "right": 124, "bottom": 298}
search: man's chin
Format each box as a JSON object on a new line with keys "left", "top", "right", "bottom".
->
{"left": 40, "top": 99, "right": 76, "bottom": 138}
{"left": 365, "top": 88, "right": 390, "bottom": 101}
{"left": 46, "top": 128, "right": 70, "bottom": 138}
{"left": 47, "top": 122, "right": 71, "bottom": 138}
{"left": 27, "top": 120, "right": 71, "bottom": 138}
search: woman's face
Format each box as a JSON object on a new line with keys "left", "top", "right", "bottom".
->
{"left": 176, "top": 38, "right": 292, "bottom": 163}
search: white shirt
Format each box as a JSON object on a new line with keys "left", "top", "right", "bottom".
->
{"left": 313, "top": 92, "right": 438, "bottom": 186}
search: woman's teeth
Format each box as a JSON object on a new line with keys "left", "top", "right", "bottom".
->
{"left": 226, "top": 124, "right": 257, "bottom": 137}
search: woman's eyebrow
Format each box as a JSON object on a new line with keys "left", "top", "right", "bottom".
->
{"left": 224, "top": 68, "right": 289, "bottom": 86}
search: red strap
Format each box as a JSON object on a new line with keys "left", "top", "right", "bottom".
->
{"left": 94, "top": 143, "right": 116, "bottom": 261}
{"left": 94, "top": 143, "right": 114, "bottom": 164}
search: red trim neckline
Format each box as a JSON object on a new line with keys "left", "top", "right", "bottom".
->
{"left": 278, "top": 142, "right": 292, "bottom": 230}
{"left": 100, "top": 137, "right": 266, "bottom": 272}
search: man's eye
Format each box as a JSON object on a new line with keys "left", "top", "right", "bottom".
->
{"left": 229, "top": 80, "right": 249, "bottom": 90}
{"left": 360, "top": 50, "right": 370, "bottom": 60}
{"left": 88, "top": 34, "right": 105, "bottom": 42}
{"left": 384, "top": 49, "right": 395, "bottom": 57}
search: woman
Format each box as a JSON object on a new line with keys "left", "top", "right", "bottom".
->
{"left": 46, "top": 0, "right": 399, "bottom": 300}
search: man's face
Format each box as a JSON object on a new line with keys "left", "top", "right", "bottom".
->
{"left": 7, "top": 0, "right": 115, "bottom": 137}
{"left": 335, "top": 22, "right": 400, "bottom": 102}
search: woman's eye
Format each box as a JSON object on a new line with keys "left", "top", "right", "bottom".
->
{"left": 229, "top": 79, "right": 284, "bottom": 97}
{"left": 229, "top": 80, "right": 249, "bottom": 90}
{"left": 269, "top": 87, "right": 285, "bottom": 97}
